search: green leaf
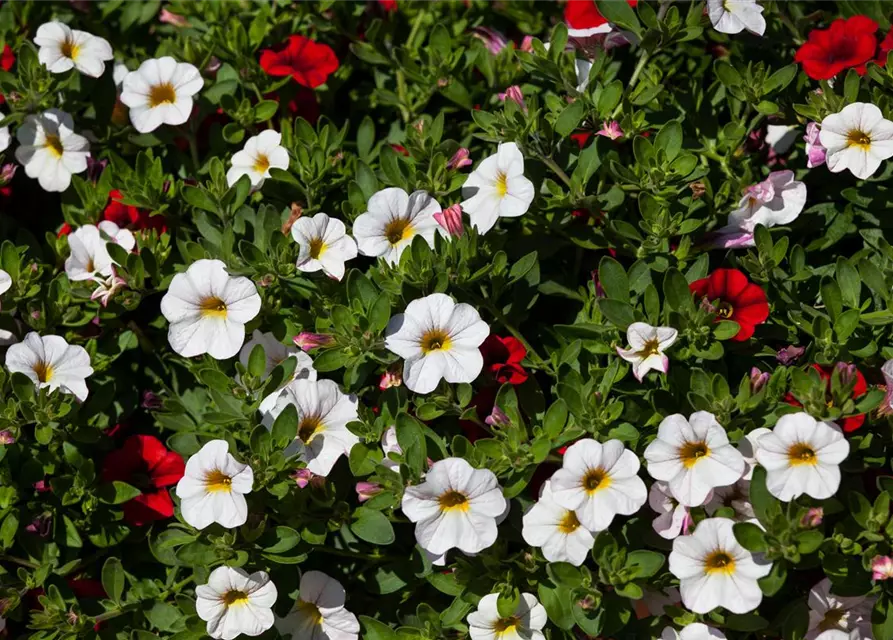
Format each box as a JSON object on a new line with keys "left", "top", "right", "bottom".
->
{"left": 598, "top": 299, "right": 635, "bottom": 330}
{"left": 359, "top": 616, "right": 398, "bottom": 640}
{"left": 598, "top": 256, "right": 629, "bottom": 303}
{"left": 101, "top": 557, "right": 125, "bottom": 604}
{"left": 555, "top": 100, "right": 587, "bottom": 137}
{"left": 271, "top": 404, "right": 298, "bottom": 448}
{"left": 663, "top": 269, "right": 695, "bottom": 315}
{"left": 821, "top": 277, "right": 843, "bottom": 321}
{"left": 357, "top": 116, "right": 375, "bottom": 160}
{"left": 625, "top": 549, "right": 664, "bottom": 578}
{"left": 873, "top": 594, "right": 893, "bottom": 640}
{"left": 509, "top": 251, "right": 538, "bottom": 283}
{"left": 714, "top": 320, "right": 741, "bottom": 340}
{"left": 350, "top": 507, "right": 395, "bottom": 545}
{"left": 654, "top": 120, "right": 683, "bottom": 162}
{"left": 145, "top": 602, "right": 183, "bottom": 632}
{"left": 543, "top": 399, "right": 568, "bottom": 439}
{"left": 595, "top": 0, "right": 641, "bottom": 36}
{"left": 247, "top": 344, "right": 266, "bottom": 379}
{"left": 313, "top": 348, "right": 350, "bottom": 372}
{"left": 733, "top": 522, "right": 767, "bottom": 552}
{"left": 396, "top": 413, "right": 427, "bottom": 476}
{"left": 97, "top": 481, "right": 142, "bottom": 505}
{"left": 749, "top": 466, "right": 780, "bottom": 527}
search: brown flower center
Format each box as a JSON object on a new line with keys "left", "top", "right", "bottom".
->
{"left": 204, "top": 469, "right": 233, "bottom": 493}
{"left": 420, "top": 329, "right": 451, "bottom": 354}
{"left": 847, "top": 129, "right": 872, "bottom": 150}
{"left": 679, "top": 441, "right": 710, "bottom": 468}
{"left": 45, "top": 134, "right": 64, "bottom": 159}
{"left": 582, "top": 467, "right": 611, "bottom": 494}
{"left": 788, "top": 443, "right": 817, "bottom": 466}
{"left": 438, "top": 490, "right": 469, "bottom": 512}
{"left": 148, "top": 82, "right": 177, "bottom": 108}
{"left": 223, "top": 590, "right": 249, "bottom": 606}
{"left": 704, "top": 550, "right": 736, "bottom": 575}
{"left": 384, "top": 218, "right": 413, "bottom": 245}
{"left": 199, "top": 296, "right": 227, "bottom": 318}
{"left": 298, "top": 415, "right": 324, "bottom": 443}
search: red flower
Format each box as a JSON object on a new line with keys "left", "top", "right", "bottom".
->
{"left": 259, "top": 35, "right": 339, "bottom": 89}
{"left": 0, "top": 44, "right": 14, "bottom": 105}
{"left": 103, "top": 190, "right": 167, "bottom": 233}
{"left": 378, "top": 0, "right": 397, "bottom": 11}
{"left": 565, "top": 0, "right": 636, "bottom": 31}
{"left": 794, "top": 16, "right": 879, "bottom": 80}
{"left": 570, "top": 131, "right": 592, "bottom": 149}
{"left": 878, "top": 30, "right": 893, "bottom": 64}
{"left": 480, "top": 335, "right": 528, "bottom": 385}
{"left": 102, "top": 435, "right": 184, "bottom": 526}
{"left": 786, "top": 364, "right": 868, "bottom": 432}
{"left": 689, "top": 268, "right": 769, "bottom": 341}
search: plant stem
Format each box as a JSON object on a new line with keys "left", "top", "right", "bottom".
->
{"left": 610, "top": 0, "right": 673, "bottom": 119}
{"left": 540, "top": 154, "right": 573, "bottom": 189}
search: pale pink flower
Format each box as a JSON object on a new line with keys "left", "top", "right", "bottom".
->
{"left": 293, "top": 332, "right": 333, "bottom": 351}
{"left": 484, "top": 405, "right": 510, "bottom": 428}
{"left": 520, "top": 35, "right": 535, "bottom": 52}
{"left": 447, "top": 148, "right": 472, "bottom": 170}
{"left": 356, "top": 481, "right": 382, "bottom": 502}
{"left": 880, "top": 359, "right": 893, "bottom": 417}
{"left": 0, "top": 430, "right": 14, "bottom": 444}
{"left": 873, "top": 556, "right": 893, "bottom": 581}
{"left": 433, "top": 204, "right": 464, "bottom": 237}
{"left": 0, "top": 163, "right": 16, "bottom": 184}
{"left": 804, "top": 122, "right": 827, "bottom": 169}
{"left": 159, "top": 8, "right": 189, "bottom": 27}
{"left": 90, "top": 267, "right": 127, "bottom": 307}
{"left": 379, "top": 367, "right": 402, "bottom": 391}
{"left": 498, "top": 86, "right": 527, "bottom": 113}
{"left": 750, "top": 367, "right": 770, "bottom": 393}
{"left": 471, "top": 26, "right": 510, "bottom": 55}
{"left": 292, "top": 469, "right": 314, "bottom": 488}
{"left": 776, "top": 345, "right": 805, "bottom": 366}
{"left": 596, "top": 120, "right": 624, "bottom": 140}
{"left": 801, "top": 507, "right": 823, "bottom": 528}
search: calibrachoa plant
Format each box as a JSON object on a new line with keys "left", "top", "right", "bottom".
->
{"left": 7, "top": 1, "right": 893, "bottom": 639}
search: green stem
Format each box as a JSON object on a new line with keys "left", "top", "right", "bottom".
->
{"left": 476, "top": 288, "right": 551, "bottom": 373}
{"left": 406, "top": 9, "right": 426, "bottom": 52}
{"left": 540, "top": 154, "right": 573, "bottom": 189}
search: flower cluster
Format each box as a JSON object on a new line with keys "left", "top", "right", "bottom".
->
{"left": 2, "top": 2, "right": 893, "bottom": 640}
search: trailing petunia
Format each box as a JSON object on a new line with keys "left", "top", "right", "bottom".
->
{"left": 689, "top": 268, "right": 769, "bottom": 341}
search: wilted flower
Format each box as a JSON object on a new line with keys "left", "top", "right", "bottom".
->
{"left": 291, "top": 468, "right": 316, "bottom": 489}
{"left": 801, "top": 507, "right": 824, "bottom": 528}
{"left": 293, "top": 332, "right": 334, "bottom": 351}
{"left": 499, "top": 85, "right": 527, "bottom": 113}
{"left": 159, "top": 8, "right": 189, "bottom": 27}
{"left": 447, "top": 147, "right": 472, "bottom": 170}
{"left": 777, "top": 345, "right": 805, "bottom": 365}
{"left": 834, "top": 361, "right": 858, "bottom": 387}
{"left": 355, "top": 481, "right": 382, "bottom": 502}
{"left": 484, "top": 405, "right": 510, "bottom": 428}
{"left": 804, "top": 122, "right": 827, "bottom": 168}
{"left": 471, "top": 26, "right": 510, "bottom": 55}
{"left": 0, "top": 163, "right": 16, "bottom": 184}
{"left": 0, "top": 430, "right": 14, "bottom": 444}
{"left": 873, "top": 556, "right": 893, "bottom": 581}
{"left": 597, "top": 120, "right": 624, "bottom": 140}
{"left": 141, "top": 390, "right": 163, "bottom": 410}
{"left": 750, "top": 367, "right": 770, "bottom": 393}
{"left": 379, "top": 366, "right": 402, "bottom": 391}
{"left": 433, "top": 204, "right": 464, "bottom": 237}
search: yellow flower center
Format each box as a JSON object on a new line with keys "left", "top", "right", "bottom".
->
{"left": 298, "top": 415, "right": 324, "bottom": 444}
{"left": 204, "top": 469, "right": 233, "bottom": 493}
{"left": 420, "top": 329, "right": 451, "bottom": 354}
{"left": 384, "top": 218, "right": 413, "bottom": 245}
{"left": 148, "top": 82, "right": 177, "bottom": 108}
{"left": 558, "top": 510, "right": 581, "bottom": 534}
{"left": 33, "top": 360, "right": 54, "bottom": 383}
{"left": 309, "top": 237, "right": 326, "bottom": 260}
{"left": 494, "top": 616, "right": 521, "bottom": 635}
{"left": 253, "top": 153, "right": 271, "bottom": 175}
{"left": 704, "top": 550, "right": 736, "bottom": 575}
{"left": 438, "top": 490, "right": 469, "bottom": 512}
{"left": 819, "top": 608, "right": 847, "bottom": 631}
{"left": 679, "top": 441, "right": 710, "bottom": 468}
{"left": 60, "top": 37, "right": 80, "bottom": 60}
{"left": 582, "top": 467, "right": 611, "bottom": 494}
{"left": 45, "top": 134, "right": 64, "bottom": 159}
{"left": 297, "top": 600, "right": 322, "bottom": 625}
{"left": 640, "top": 338, "right": 661, "bottom": 357}
{"left": 495, "top": 171, "right": 508, "bottom": 197}
{"left": 847, "top": 129, "right": 872, "bottom": 150}
{"left": 199, "top": 296, "right": 227, "bottom": 318}
{"left": 223, "top": 590, "right": 249, "bottom": 606}
{"left": 717, "top": 301, "right": 734, "bottom": 319}
{"left": 788, "top": 443, "right": 817, "bottom": 466}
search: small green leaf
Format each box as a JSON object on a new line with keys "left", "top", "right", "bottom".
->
{"left": 101, "top": 557, "right": 125, "bottom": 604}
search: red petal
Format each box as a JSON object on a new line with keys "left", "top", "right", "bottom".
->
{"left": 122, "top": 491, "right": 175, "bottom": 526}
{"left": 564, "top": 0, "right": 607, "bottom": 29}
{"left": 502, "top": 337, "right": 528, "bottom": 364}
{"left": 151, "top": 451, "right": 185, "bottom": 487}
{"left": 709, "top": 268, "right": 750, "bottom": 301}
{"left": 842, "top": 414, "right": 865, "bottom": 432}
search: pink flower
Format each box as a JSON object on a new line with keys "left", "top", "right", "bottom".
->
{"left": 293, "top": 332, "right": 334, "bottom": 351}
{"left": 90, "top": 267, "right": 127, "bottom": 307}
{"left": 776, "top": 345, "right": 805, "bottom": 365}
{"left": 159, "top": 8, "right": 189, "bottom": 27}
{"left": 447, "top": 148, "right": 472, "bottom": 170}
{"left": 750, "top": 367, "right": 770, "bottom": 393}
{"left": 292, "top": 469, "right": 322, "bottom": 489}
{"left": 141, "top": 391, "right": 163, "bottom": 410}
{"left": 873, "top": 556, "right": 893, "bottom": 581}
{"left": 801, "top": 507, "right": 823, "bottom": 528}
{"left": 355, "top": 481, "right": 382, "bottom": 502}
{"left": 379, "top": 367, "right": 402, "bottom": 391}
{"left": 0, "top": 430, "right": 14, "bottom": 444}
{"left": 433, "top": 204, "right": 464, "bottom": 237}
{"left": 471, "top": 27, "right": 510, "bottom": 55}
{"left": 498, "top": 86, "right": 527, "bottom": 113}
{"left": 879, "top": 359, "right": 893, "bottom": 417}
{"left": 520, "top": 35, "right": 535, "bottom": 52}
{"left": 0, "top": 163, "right": 16, "bottom": 184}
{"left": 484, "top": 405, "right": 510, "bottom": 428}
{"left": 596, "top": 120, "right": 624, "bottom": 140}
{"left": 805, "top": 122, "right": 827, "bottom": 168}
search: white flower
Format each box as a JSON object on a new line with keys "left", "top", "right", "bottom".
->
{"left": 522, "top": 479, "right": 596, "bottom": 566}
{"left": 113, "top": 61, "right": 129, "bottom": 87}
{"left": 461, "top": 142, "right": 535, "bottom": 235}
{"left": 881, "top": 359, "right": 893, "bottom": 416}
{"left": 381, "top": 426, "right": 402, "bottom": 472}
{"left": 661, "top": 623, "right": 727, "bottom": 640}
{"left": 616, "top": 322, "right": 678, "bottom": 382}
{"left": 239, "top": 330, "right": 316, "bottom": 415}
{"left": 467, "top": 593, "right": 547, "bottom": 640}
{"left": 765, "top": 124, "right": 799, "bottom": 155}
{"left": 706, "top": 0, "right": 766, "bottom": 36}
{"left": 820, "top": 102, "right": 893, "bottom": 180}
{"left": 226, "top": 130, "right": 289, "bottom": 188}
{"left": 175, "top": 439, "right": 254, "bottom": 530}
{"left": 5, "top": 332, "right": 93, "bottom": 401}
{"left": 292, "top": 213, "right": 358, "bottom": 281}
{"left": 575, "top": 59, "right": 592, "bottom": 93}
{"left": 402, "top": 457, "right": 506, "bottom": 556}
{"left": 649, "top": 481, "right": 694, "bottom": 540}
{"left": 353, "top": 188, "right": 443, "bottom": 265}
{"left": 705, "top": 479, "right": 757, "bottom": 524}
{"left": 160, "top": 259, "right": 262, "bottom": 360}
{"left": 753, "top": 412, "right": 849, "bottom": 501}
{"left": 635, "top": 587, "right": 681, "bottom": 618}
{"left": 0, "top": 269, "right": 10, "bottom": 300}
{"left": 644, "top": 412, "right": 746, "bottom": 507}
{"left": 716, "top": 170, "right": 807, "bottom": 248}
{"left": 276, "top": 571, "right": 360, "bottom": 640}
{"left": 738, "top": 427, "right": 772, "bottom": 480}
{"left": 120, "top": 57, "right": 204, "bottom": 133}
{"left": 549, "top": 438, "right": 647, "bottom": 532}
{"left": 669, "top": 517, "right": 771, "bottom": 614}
{"left": 64, "top": 221, "right": 136, "bottom": 282}
{"left": 34, "top": 22, "right": 112, "bottom": 78}
{"left": 15, "top": 109, "right": 89, "bottom": 192}
{"left": 195, "top": 566, "right": 277, "bottom": 640}
{"left": 0, "top": 110, "right": 9, "bottom": 153}
{"left": 806, "top": 579, "right": 873, "bottom": 640}
{"left": 384, "top": 293, "right": 489, "bottom": 394}
{"left": 265, "top": 379, "right": 359, "bottom": 477}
